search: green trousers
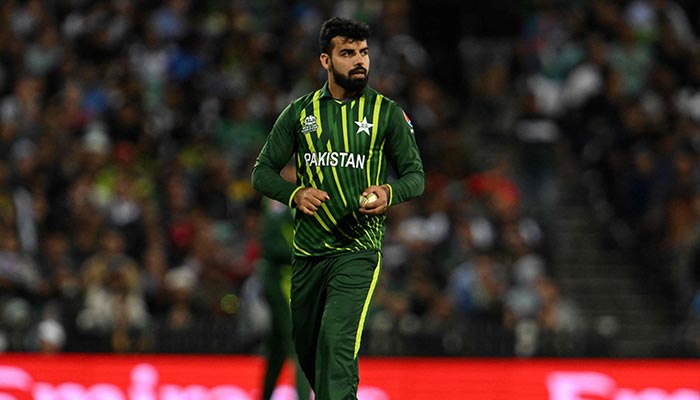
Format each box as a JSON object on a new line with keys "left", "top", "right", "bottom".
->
{"left": 260, "top": 261, "right": 311, "bottom": 400}
{"left": 291, "top": 251, "right": 381, "bottom": 400}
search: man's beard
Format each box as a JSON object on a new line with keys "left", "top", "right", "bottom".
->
{"left": 331, "top": 63, "right": 368, "bottom": 93}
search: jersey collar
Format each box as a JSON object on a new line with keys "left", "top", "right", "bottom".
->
{"left": 319, "top": 82, "right": 371, "bottom": 101}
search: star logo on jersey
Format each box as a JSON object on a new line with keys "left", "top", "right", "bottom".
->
{"left": 355, "top": 117, "right": 373, "bottom": 136}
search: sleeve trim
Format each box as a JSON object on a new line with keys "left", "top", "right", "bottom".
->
{"left": 383, "top": 184, "right": 393, "bottom": 206}
{"left": 288, "top": 186, "right": 304, "bottom": 208}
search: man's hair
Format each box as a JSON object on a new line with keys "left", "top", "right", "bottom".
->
{"left": 319, "top": 17, "right": 370, "bottom": 54}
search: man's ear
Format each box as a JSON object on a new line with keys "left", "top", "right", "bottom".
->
{"left": 319, "top": 53, "right": 330, "bottom": 71}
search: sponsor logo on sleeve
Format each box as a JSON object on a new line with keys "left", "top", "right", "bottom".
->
{"left": 402, "top": 110, "right": 412, "bottom": 127}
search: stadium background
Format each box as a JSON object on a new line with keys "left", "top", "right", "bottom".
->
{"left": 0, "top": 0, "right": 699, "bottom": 362}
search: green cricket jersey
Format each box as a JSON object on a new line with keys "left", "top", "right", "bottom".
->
{"left": 252, "top": 83, "right": 425, "bottom": 257}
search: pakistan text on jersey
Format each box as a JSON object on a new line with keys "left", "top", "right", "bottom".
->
{"left": 303, "top": 152, "right": 366, "bottom": 169}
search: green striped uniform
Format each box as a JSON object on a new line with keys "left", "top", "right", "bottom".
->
{"left": 252, "top": 83, "right": 424, "bottom": 257}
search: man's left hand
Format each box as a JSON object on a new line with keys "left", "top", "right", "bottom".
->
{"left": 359, "top": 185, "right": 390, "bottom": 215}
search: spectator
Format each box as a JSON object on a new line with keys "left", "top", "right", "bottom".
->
{"left": 76, "top": 229, "right": 150, "bottom": 352}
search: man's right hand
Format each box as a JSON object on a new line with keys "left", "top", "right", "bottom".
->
{"left": 294, "top": 187, "right": 330, "bottom": 215}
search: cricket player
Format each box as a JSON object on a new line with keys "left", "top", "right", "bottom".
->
{"left": 258, "top": 165, "right": 310, "bottom": 400}
{"left": 252, "top": 16, "right": 424, "bottom": 400}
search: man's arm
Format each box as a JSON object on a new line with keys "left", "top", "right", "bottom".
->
{"left": 252, "top": 104, "right": 300, "bottom": 207}
{"left": 383, "top": 105, "right": 425, "bottom": 206}
{"left": 252, "top": 103, "right": 330, "bottom": 214}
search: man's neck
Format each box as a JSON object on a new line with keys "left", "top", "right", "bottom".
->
{"left": 328, "top": 82, "right": 357, "bottom": 100}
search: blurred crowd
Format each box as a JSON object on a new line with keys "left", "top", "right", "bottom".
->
{"left": 0, "top": 0, "right": 697, "bottom": 358}
{"left": 507, "top": 0, "right": 700, "bottom": 356}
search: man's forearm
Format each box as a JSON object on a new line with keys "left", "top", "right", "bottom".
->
{"left": 387, "top": 170, "right": 425, "bottom": 205}
{"left": 252, "top": 163, "right": 298, "bottom": 207}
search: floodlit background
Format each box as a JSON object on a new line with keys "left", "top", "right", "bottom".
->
{"left": 0, "top": 0, "right": 699, "bottom": 361}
